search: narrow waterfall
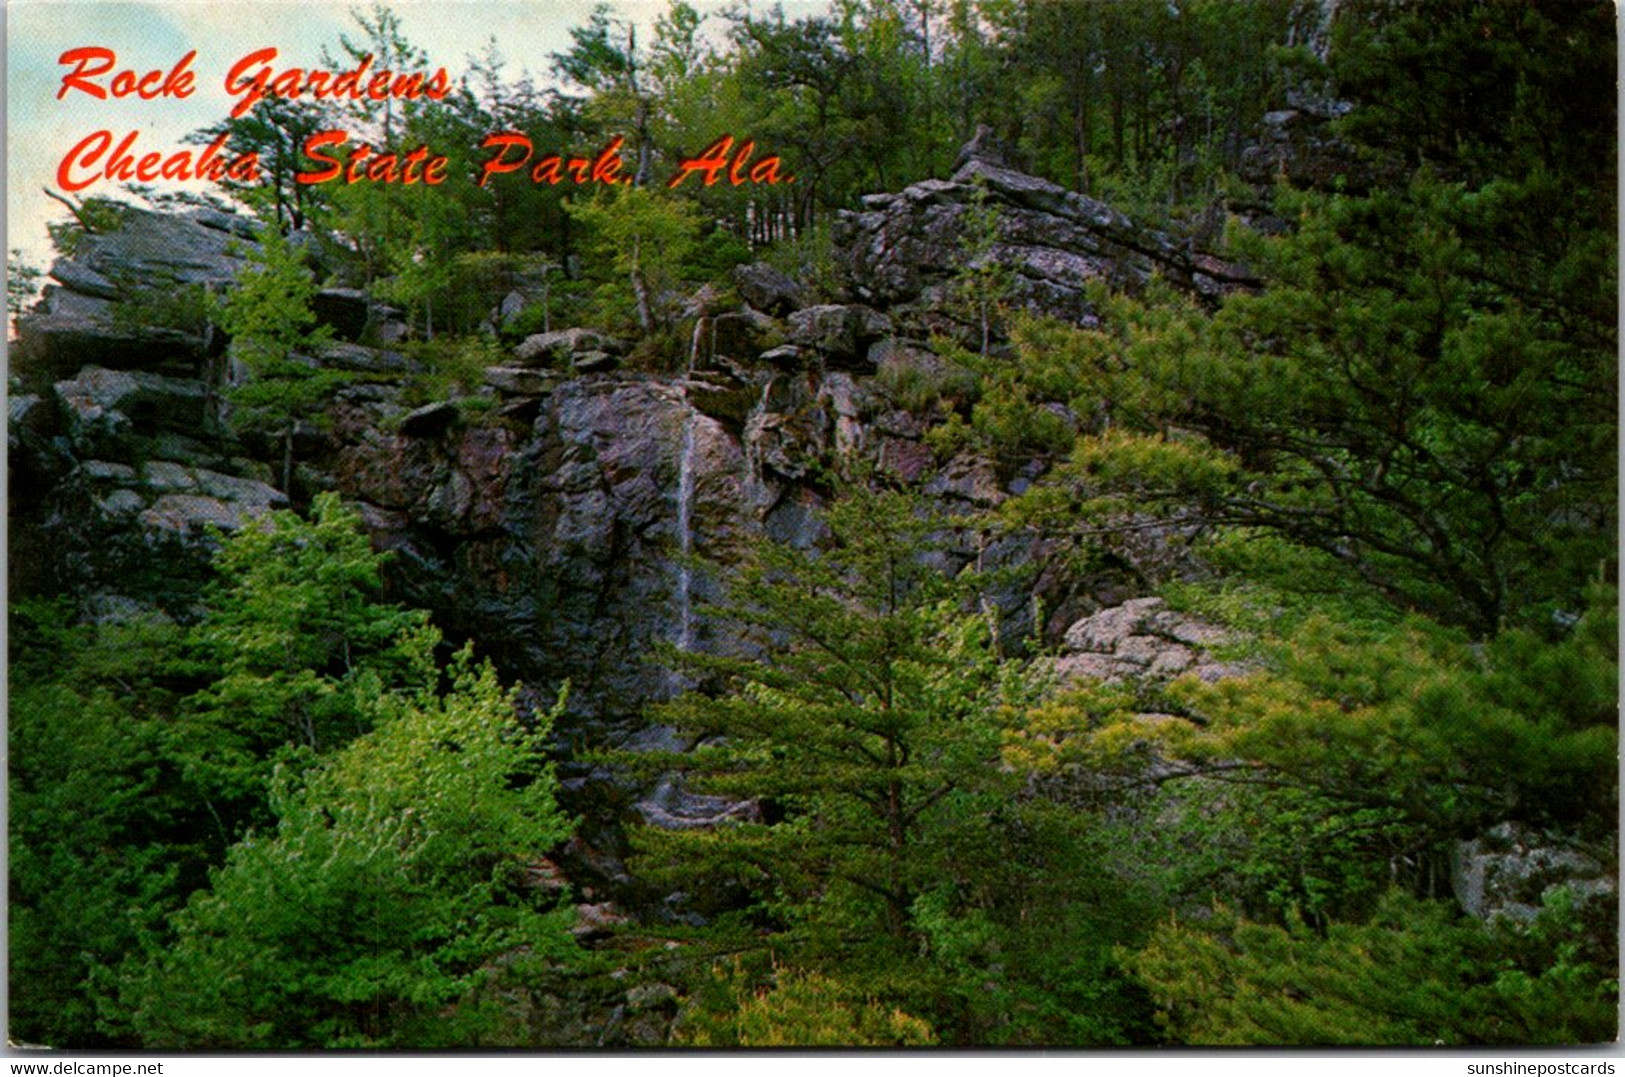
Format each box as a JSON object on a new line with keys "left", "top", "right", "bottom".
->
{"left": 673, "top": 318, "right": 707, "bottom": 655}
{"left": 674, "top": 405, "right": 696, "bottom": 654}
{"left": 742, "top": 379, "right": 774, "bottom": 513}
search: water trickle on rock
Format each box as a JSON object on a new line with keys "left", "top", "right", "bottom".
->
{"left": 673, "top": 321, "right": 705, "bottom": 657}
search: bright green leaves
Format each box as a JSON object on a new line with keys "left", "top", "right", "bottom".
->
{"left": 565, "top": 183, "right": 705, "bottom": 335}
{"left": 12, "top": 493, "right": 579, "bottom": 1048}
{"left": 9, "top": 603, "right": 220, "bottom": 1047}
{"left": 174, "top": 493, "right": 430, "bottom": 820}
{"left": 216, "top": 227, "right": 332, "bottom": 370}
{"left": 107, "top": 498, "right": 577, "bottom": 1048}
{"left": 125, "top": 648, "right": 574, "bottom": 1049}
{"left": 215, "top": 227, "right": 340, "bottom": 488}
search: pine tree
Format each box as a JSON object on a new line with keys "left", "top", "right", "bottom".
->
{"left": 624, "top": 485, "right": 1046, "bottom": 971}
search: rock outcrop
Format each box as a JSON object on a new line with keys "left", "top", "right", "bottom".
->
{"left": 7, "top": 207, "right": 389, "bottom": 609}
{"left": 837, "top": 154, "right": 1257, "bottom": 337}
{"left": 14, "top": 119, "right": 1615, "bottom": 1044}
{"left": 14, "top": 144, "right": 1242, "bottom": 709}
{"left": 1050, "top": 597, "right": 1248, "bottom": 686}
{"left": 15, "top": 205, "right": 255, "bottom": 376}
{"left": 1451, "top": 822, "right": 1616, "bottom": 925}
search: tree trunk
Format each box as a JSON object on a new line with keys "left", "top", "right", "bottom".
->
{"left": 631, "top": 235, "right": 654, "bottom": 331}
{"left": 281, "top": 427, "right": 294, "bottom": 495}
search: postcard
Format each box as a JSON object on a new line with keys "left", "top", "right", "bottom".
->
{"left": 7, "top": 0, "right": 1618, "bottom": 1060}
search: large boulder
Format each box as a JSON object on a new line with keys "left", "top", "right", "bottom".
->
{"left": 53, "top": 367, "right": 211, "bottom": 455}
{"left": 706, "top": 307, "right": 781, "bottom": 365}
{"left": 514, "top": 327, "right": 627, "bottom": 368}
{"left": 1050, "top": 597, "right": 1246, "bottom": 685}
{"left": 485, "top": 366, "right": 563, "bottom": 397}
{"left": 21, "top": 455, "right": 286, "bottom": 616}
{"left": 1238, "top": 107, "right": 1398, "bottom": 194}
{"left": 310, "top": 287, "right": 373, "bottom": 341}
{"left": 731, "top": 262, "right": 807, "bottom": 316}
{"left": 306, "top": 340, "right": 414, "bottom": 374}
{"left": 786, "top": 304, "right": 891, "bottom": 369}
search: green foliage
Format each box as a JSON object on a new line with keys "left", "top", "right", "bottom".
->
{"left": 1041, "top": 585, "right": 1616, "bottom": 854}
{"left": 46, "top": 196, "right": 127, "bottom": 255}
{"left": 1128, "top": 891, "right": 1617, "bottom": 1045}
{"left": 565, "top": 183, "right": 705, "bottom": 333}
{"left": 8, "top": 248, "right": 44, "bottom": 323}
{"left": 1331, "top": 0, "right": 1614, "bottom": 194}
{"left": 625, "top": 485, "right": 1162, "bottom": 1044}
{"left": 675, "top": 965, "right": 936, "bottom": 1047}
{"left": 9, "top": 604, "right": 217, "bottom": 1047}
{"left": 172, "top": 493, "right": 430, "bottom": 823}
{"left": 1128, "top": 780, "right": 1421, "bottom": 930}
{"left": 12, "top": 492, "right": 582, "bottom": 1049}
{"left": 632, "top": 486, "right": 1031, "bottom": 941}
{"left": 217, "top": 228, "right": 331, "bottom": 366}
{"left": 109, "top": 276, "right": 212, "bottom": 337}
{"left": 217, "top": 228, "right": 340, "bottom": 487}
{"left": 997, "top": 0, "right": 1617, "bottom": 636}
{"left": 186, "top": 96, "right": 331, "bottom": 232}
{"left": 923, "top": 315, "right": 1110, "bottom": 470}
{"left": 978, "top": 0, "right": 1297, "bottom": 215}
{"left": 398, "top": 334, "right": 505, "bottom": 407}
{"left": 10, "top": 683, "right": 193, "bottom": 1047}
{"left": 11, "top": 493, "right": 437, "bottom": 1047}
{"left": 951, "top": 179, "right": 1016, "bottom": 355}
{"left": 122, "top": 647, "right": 576, "bottom": 1048}
{"left": 1011, "top": 176, "right": 1615, "bottom": 635}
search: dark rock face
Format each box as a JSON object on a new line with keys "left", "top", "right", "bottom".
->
{"left": 330, "top": 375, "right": 759, "bottom": 724}
{"left": 1237, "top": 107, "right": 1397, "bottom": 194}
{"left": 311, "top": 287, "right": 372, "bottom": 341}
{"left": 400, "top": 401, "right": 460, "bottom": 438}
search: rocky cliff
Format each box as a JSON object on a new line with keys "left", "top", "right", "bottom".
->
{"left": 13, "top": 154, "right": 1265, "bottom": 914}
{"left": 13, "top": 152, "right": 1254, "bottom": 723}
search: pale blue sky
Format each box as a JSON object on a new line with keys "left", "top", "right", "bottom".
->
{"left": 6, "top": 0, "right": 827, "bottom": 271}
